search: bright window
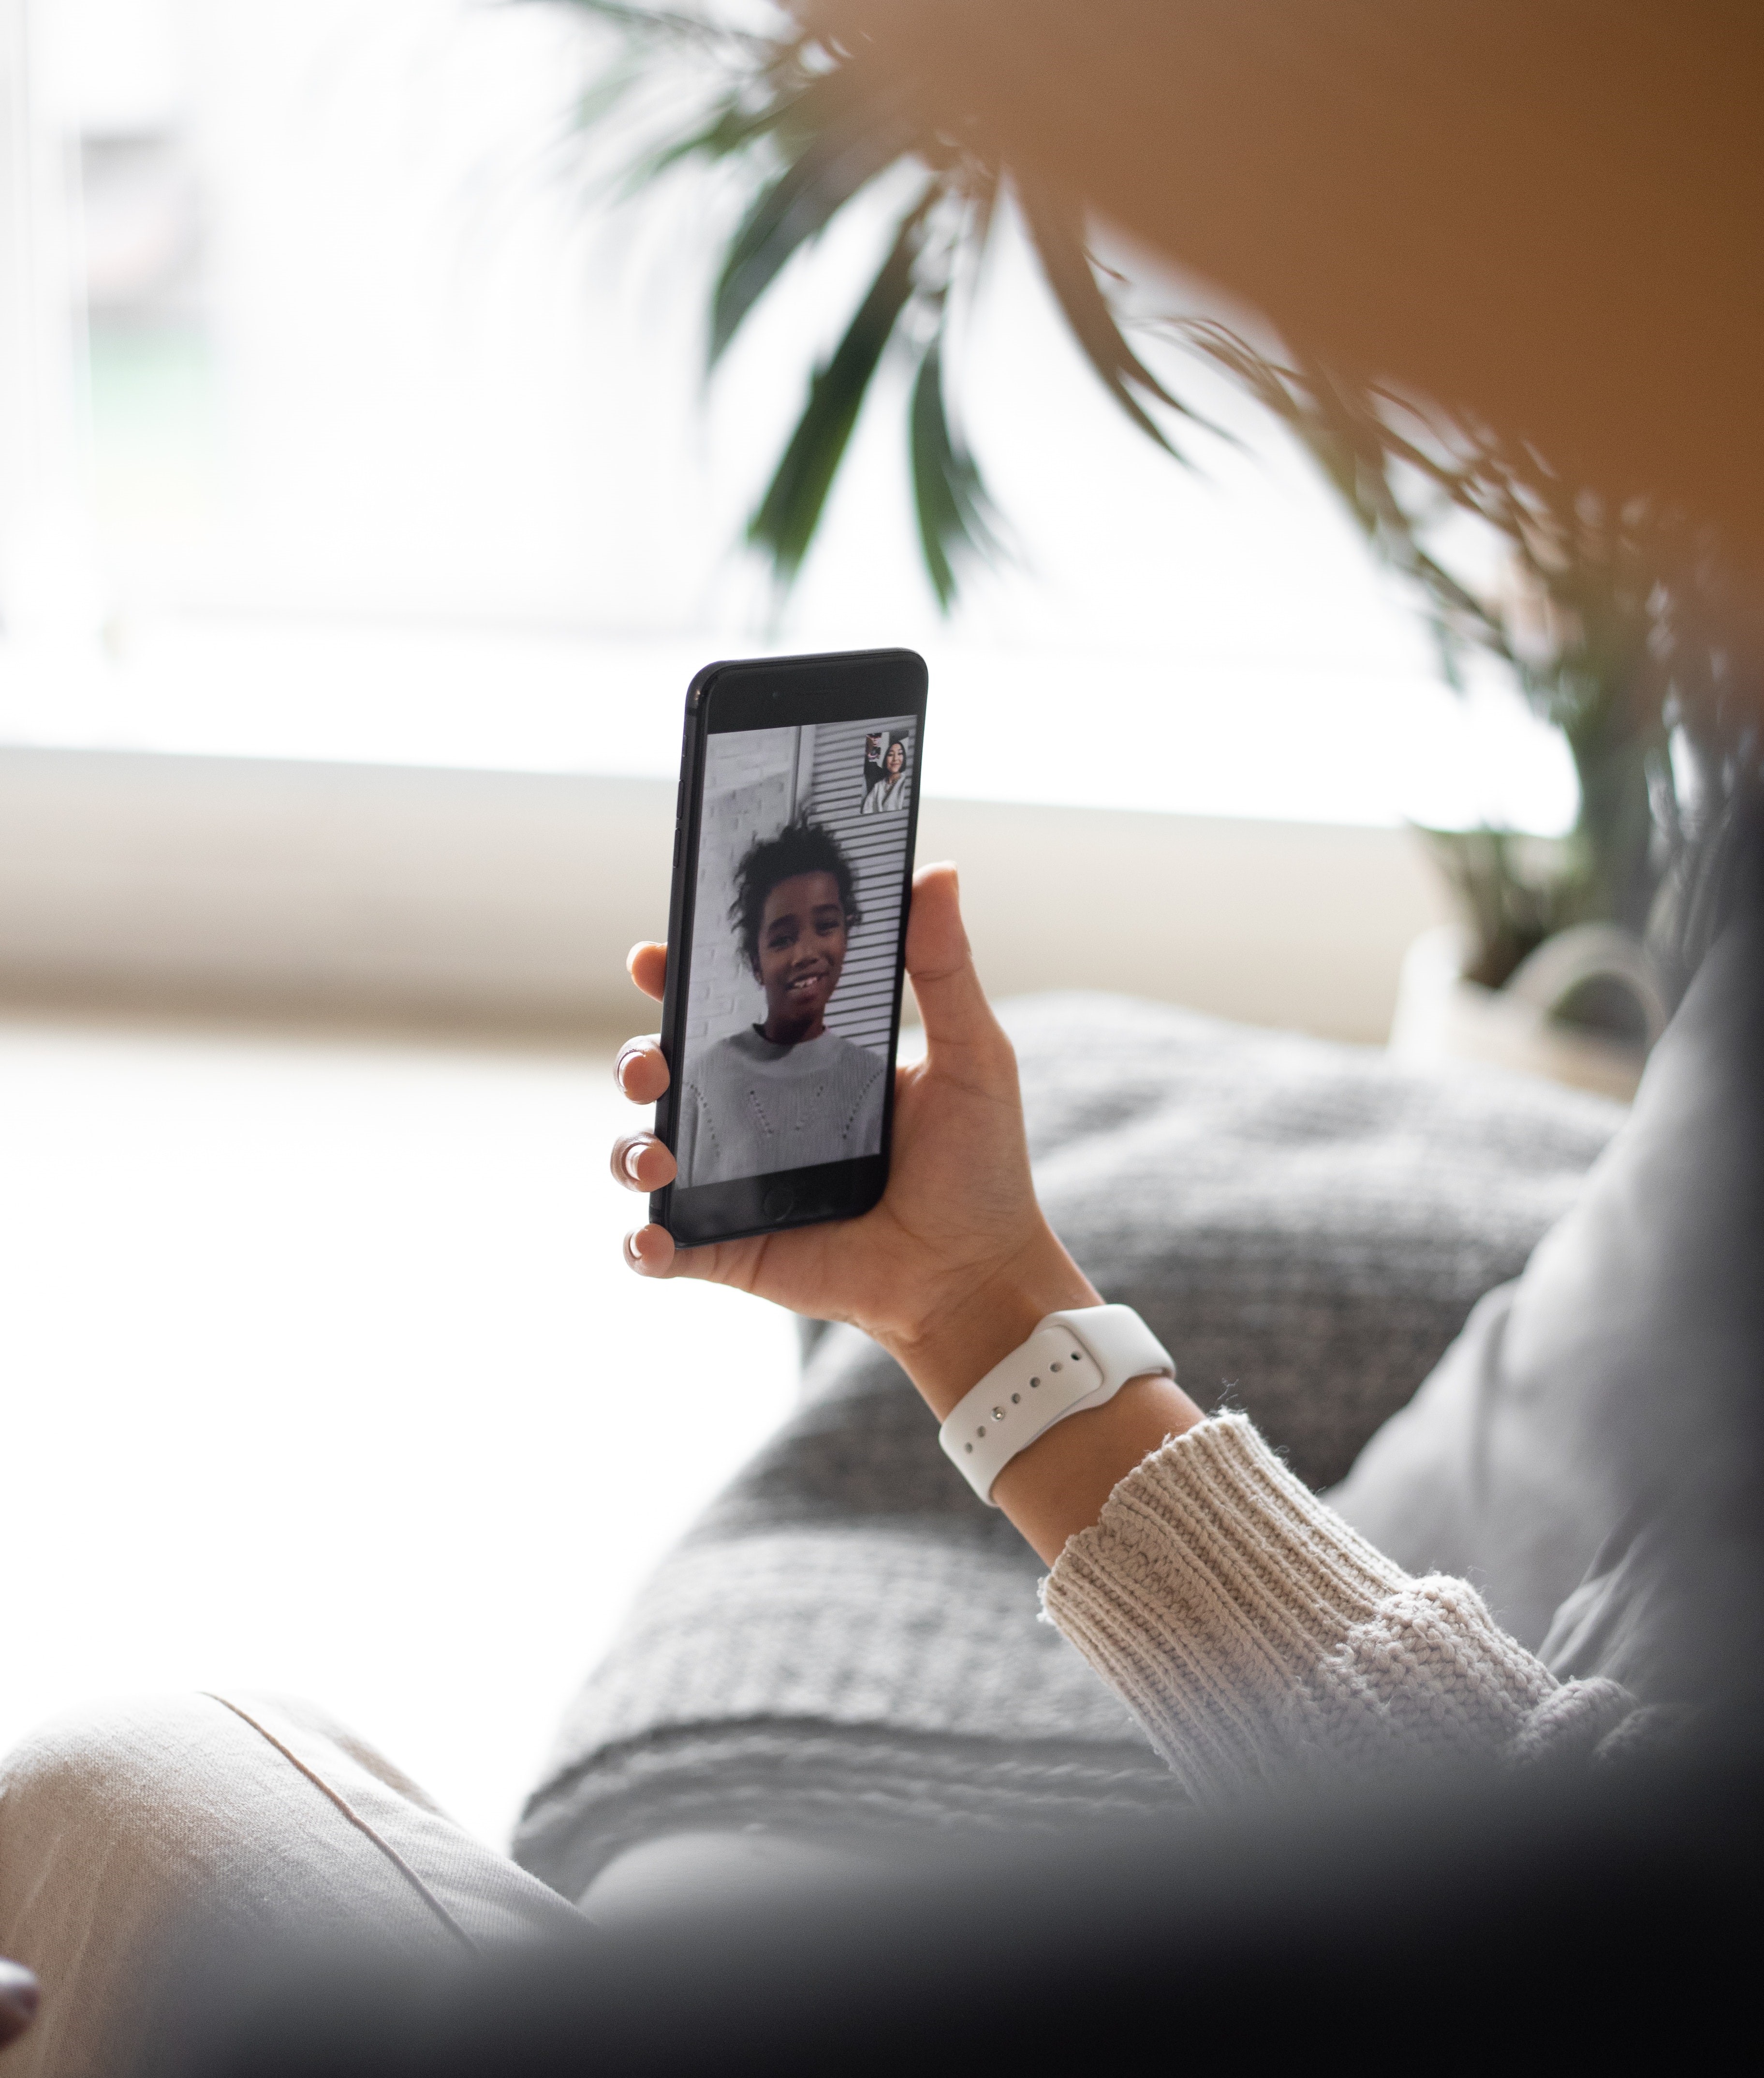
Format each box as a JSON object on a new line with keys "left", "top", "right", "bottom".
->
{"left": 0, "top": 0, "right": 1573, "bottom": 829}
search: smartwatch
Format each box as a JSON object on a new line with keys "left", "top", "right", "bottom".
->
{"left": 937, "top": 1303, "right": 1176, "bottom": 1504}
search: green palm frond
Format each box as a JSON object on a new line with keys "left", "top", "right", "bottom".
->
{"left": 1162, "top": 312, "right": 1689, "bottom": 942}
{"left": 1170, "top": 319, "right": 1509, "bottom": 671}
{"left": 558, "top": 0, "right": 776, "bottom": 62}
{"left": 709, "top": 68, "right": 915, "bottom": 366}
{"left": 1016, "top": 188, "right": 1219, "bottom": 462}
{"left": 747, "top": 188, "right": 936, "bottom": 585}
{"left": 559, "top": 1, "right": 1205, "bottom": 609}
{"left": 621, "top": 89, "right": 788, "bottom": 189}
{"left": 910, "top": 328, "right": 1000, "bottom": 610}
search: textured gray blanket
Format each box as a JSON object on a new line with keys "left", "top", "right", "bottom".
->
{"left": 515, "top": 995, "right": 1621, "bottom": 1902}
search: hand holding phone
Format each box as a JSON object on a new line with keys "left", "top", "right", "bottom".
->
{"left": 613, "top": 859, "right": 1205, "bottom": 1566}
{"left": 612, "top": 860, "right": 1101, "bottom": 1413}
{"left": 613, "top": 646, "right": 1089, "bottom": 1381}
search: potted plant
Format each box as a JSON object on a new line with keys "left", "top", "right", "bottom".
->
{"left": 558, "top": 2, "right": 1747, "bottom": 1094}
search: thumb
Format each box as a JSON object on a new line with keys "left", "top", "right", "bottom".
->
{"left": 906, "top": 863, "right": 999, "bottom": 1049}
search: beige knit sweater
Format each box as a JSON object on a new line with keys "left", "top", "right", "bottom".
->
{"left": 1042, "top": 1415, "right": 1637, "bottom": 1802}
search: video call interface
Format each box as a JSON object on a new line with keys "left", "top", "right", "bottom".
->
{"left": 674, "top": 713, "right": 917, "bottom": 1189}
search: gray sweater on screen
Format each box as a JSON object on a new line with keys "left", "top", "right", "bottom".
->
{"left": 677, "top": 1026, "right": 886, "bottom": 1186}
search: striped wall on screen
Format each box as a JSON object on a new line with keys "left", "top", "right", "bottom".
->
{"left": 807, "top": 714, "right": 917, "bottom": 1054}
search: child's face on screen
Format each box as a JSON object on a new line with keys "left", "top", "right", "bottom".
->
{"left": 755, "top": 870, "right": 848, "bottom": 1041}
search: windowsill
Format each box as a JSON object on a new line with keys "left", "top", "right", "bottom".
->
{"left": 0, "top": 615, "right": 1486, "bottom": 1042}
{"left": 0, "top": 610, "right": 1576, "bottom": 829}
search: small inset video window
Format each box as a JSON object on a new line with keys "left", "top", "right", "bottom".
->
{"left": 861, "top": 730, "right": 911, "bottom": 815}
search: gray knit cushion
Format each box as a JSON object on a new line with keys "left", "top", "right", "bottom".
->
{"left": 514, "top": 995, "right": 1620, "bottom": 1901}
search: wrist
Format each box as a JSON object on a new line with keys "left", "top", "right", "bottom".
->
{"left": 883, "top": 1222, "right": 1102, "bottom": 1419}
{"left": 994, "top": 1374, "right": 1205, "bottom": 1563}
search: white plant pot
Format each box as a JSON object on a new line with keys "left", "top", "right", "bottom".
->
{"left": 1388, "top": 923, "right": 1666, "bottom": 1103}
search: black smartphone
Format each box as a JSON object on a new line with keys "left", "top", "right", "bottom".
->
{"left": 650, "top": 647, "right": 928, "bottom": 1247}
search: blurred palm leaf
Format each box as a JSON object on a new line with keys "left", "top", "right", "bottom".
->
{"left": 1016, "top": 187, "right": 1217, "bottom": 459}
{"left": 559, "top": 0, "right": 1205, "bottom": 609}
{"left": 1165, "top": 314, "right": 1683, "bottom": 947}
{"left": 708, "top": 69, "right": 916, "bottom": 366}
{"left": 748, "top": 188, "right": 933, "bottom": 584}
{"left": 910, "top": 329, "right": 1000, "bottom": 609}
{"left": 1179, "top": 320, "right": 1503, "bottom": 671}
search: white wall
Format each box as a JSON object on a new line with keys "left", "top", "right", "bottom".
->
{"left": 0, "top": 745, "right": 1452, "bottom": 1041}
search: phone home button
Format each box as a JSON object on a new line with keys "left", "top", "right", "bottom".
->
{"left": 762, "top": 1185, "right": 795, "bottom": 1222}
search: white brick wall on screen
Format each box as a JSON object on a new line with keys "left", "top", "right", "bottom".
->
{"left": 805, "top": 715, "right": 915, "bottom": 1054}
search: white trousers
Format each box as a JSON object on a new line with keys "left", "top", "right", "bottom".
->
{"left": 0, "top": 1691, "right": 587, "bottom": 2078}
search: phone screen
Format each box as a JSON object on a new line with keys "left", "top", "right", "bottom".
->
{"left": 653, "top": 649, "right": 926, "bottom": 1246}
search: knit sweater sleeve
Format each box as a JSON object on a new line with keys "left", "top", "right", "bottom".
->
{"left": 1041, "top": 1414, "right": 1636, "bottom": 1803}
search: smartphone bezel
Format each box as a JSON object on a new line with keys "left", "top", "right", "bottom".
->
{"left": 649, "top": 647, "right": 928, "bottom": 1248}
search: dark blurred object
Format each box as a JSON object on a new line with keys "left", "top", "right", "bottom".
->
{"left": 0, "top": 1960, "right": 38, "bottom": 2051}
{"left": 176, "top": 1744, "right": 1761, "bottom": 2076}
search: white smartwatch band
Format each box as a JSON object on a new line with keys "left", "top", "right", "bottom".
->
{"left": 938, "top": 1304, "right": 1176, "bottom": 1505}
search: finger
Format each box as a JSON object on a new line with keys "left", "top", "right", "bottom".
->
{"left": 627, "top": 941, "right": 667, "bottom": 1003}
{"left": 905, "top": 863, "right": 1001, "bottom": 1051}
{"left": 610, "top": 1132, "right": 676, "bottom": 1192}
{"left": 615, "top": 1038, "right": 670, "bottom": 1104}
{"left": 621, "top": 1223, "right": 744, "bottom": 1288}
{"left": 622, "top": 1222, "right": 678, "bottom": 1277}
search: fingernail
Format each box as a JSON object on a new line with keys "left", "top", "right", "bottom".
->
{"left": 622, "top": 1143, "right": 645, "bottom": 1183}
{"left": 622, "top": 1230, "right": 645, "bottom": 1270}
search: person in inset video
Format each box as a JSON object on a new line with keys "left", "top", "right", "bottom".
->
{"left": 862, "top": 732, "right": 910, "bottom": 814}
{"left": 676, "top": 818, "right": 886, "bottom": 1187}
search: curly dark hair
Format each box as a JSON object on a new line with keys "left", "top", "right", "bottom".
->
{"left": 727, "top": 816, "right": 862, "bottom": 976}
